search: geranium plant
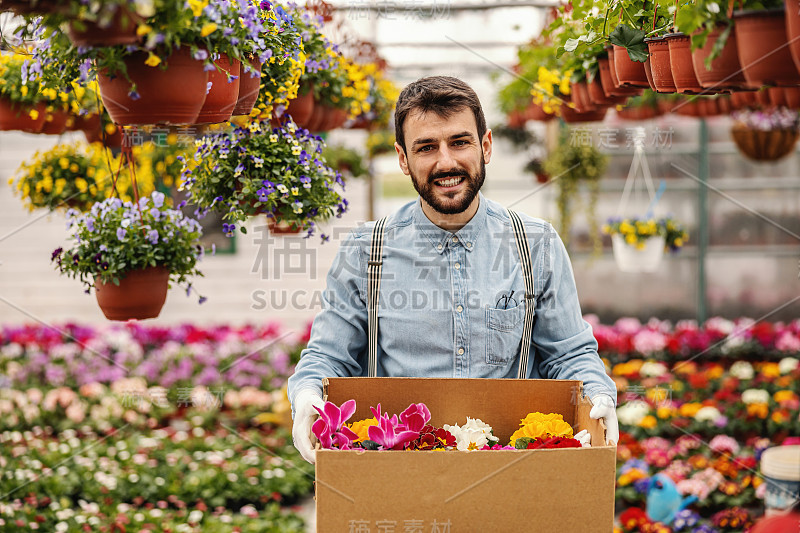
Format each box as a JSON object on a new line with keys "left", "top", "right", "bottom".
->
{"left": 603, "top": 216, "right": 689, "bottom": 251}
{"left": 181, "top": 118, "right": 348, "bottom": 240}
{"left": 51, "top": 191, "right": 205, "bottom": 299}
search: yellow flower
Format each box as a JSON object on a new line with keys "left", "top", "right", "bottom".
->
{"left": 201, "top": 23, "right": 217, "bottom": 37}
{"left": 760, "top": 362, "right": 781, "bottom": 378}
{"left": 136, "top": 24, "right": 152, "bottom": 36}
{"left": 74, "top": 178, "right": 88, "bottom": 192}
{"left": 145, "top": 53, "right": 162, "bottom": 67}
{"left": 639, "top": 415, "right": 657, "bottom": 429}
{"left": 29, "top": 109, "right": 39, "bottom": 120}
{"left": 679, "top": 402, "right": 702, "bottom": 418}
{"left": 20, "top": 85, "right": 28, "bottom": 97}
{"left": 656, "top": 406, "right": 676, "bottom": 419}
{"left": 774, "top": 390, "right": 798, "bottom": 403}
{"left": 347, "top": 417, "right": 378, "bottom": 443}
{"left": 746, "top": 403, "right": 769, "bottom": 419}
{"left": 508, "top": 412, "right": 572, "bottom": 446}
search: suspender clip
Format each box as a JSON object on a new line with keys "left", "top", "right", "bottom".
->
{"left": 367, "top": 260, "right": 383, "bottom": 266}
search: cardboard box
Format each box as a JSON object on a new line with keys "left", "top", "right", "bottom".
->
{"left": 316, "top": 377, "right": 617, "bottom": 532}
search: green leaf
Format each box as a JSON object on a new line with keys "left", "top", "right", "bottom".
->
{"left": 609, "top": 24, "right": 649, "bottom": 63}
{"left": 564, "top": 38, "right": 581, "bottom": 52}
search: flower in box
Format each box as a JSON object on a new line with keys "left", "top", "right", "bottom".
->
{"left": 347, "top": 417, "right": 378, "bottom": 444}
{"left": 442, "top": 417, "right": 498, "bottom": 451}
{"left": 508, "top": 411, "right": 573, "bottom": 447}
{"left": 312, "top": 399, "right": 358, "bottom": 450}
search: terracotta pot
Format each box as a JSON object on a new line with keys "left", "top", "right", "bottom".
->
{"left": 267, "top": 218, "right": 302, "bottom": 234}
{"left": 0, "top": 99, "right": 46, "bottom": 132}
{"left": 786, "top": 0, "right": 800, "bottom": 73}
{"left": 598, "top": 56, "right": 639, "bottom": 99}
{"left": 231, "top": 59, "right": 261, "bottom": 116}
{"left": 717, "top": 95, "right": 733, "bottom": 113}
{"left": 675, "top": 99, "right": 702, "bottom": 117}
{"left": 195, "top": 55, "right": 240, "bottom": 124}
{"left": 665, "top": 33, "right": 705, "bottom": 94}
{"left": 586, "top": 74, "right": 626, "bottom": 106}
{"left": 691, "top": 24, "right": 748, "bottom": 90}
{"left": 756, "top": 89, "right": 772, "bottom": 107}
{"left": 38, "top": 109, "right": 70, "bottom": 135}
{"left": 768, "top": 86, "right": 788, "bottom": 106}
{"left": 731, "top": 124, "right": 799, "bottom": 161}
{"left": 1, "top": 0, "right": 66, "bottom": 15}
{"left": 612, "top": 45, "right": 650, "bottom": 88}
{"left": 646, "top": 37, "right": 677, "bottom": 93}
{"left": 560, "top": 103, "right": 607, "bottom": 123}
{"left": 83, "top": 125, "right": 123, "bottom": 148}
{"left": 305, "top": 101, "right": 327, "bottom": 132}
{"left": 644, "top": 59, "right": 657, "bottom": 91}
{"left": 98, "top": 47, "right": 208, "bottom": 125}
{"left": 570, "top": 82, "right": 596, "bottom": 112}
{"left": 67, "top": 6, "right": 141, "bottom": 47}
{"left": 524, "top": 101, "right": 553, "bottom": 121}
{"left": 734, "top": 8, "right": 800, "bottom": 87}
{"left": 95, "top": 266, "right": 170, "bottom": 321}
{"left": 72, "top": 113, "right": 100, "bottom": 133}
{"left": 607, "top": 47, "right": 643, "bottom": 95}
{"left": 730, "top": 90, "right": 759, "bottom": 109}
{"left": 284, "top": 85, "right": 315, "bottom": 127}
{"left": 784, "top": 86, "right": 800, "bottom": 108}
{"left": 618, "top": 106, "right": 660, "bottom": 120}
{"left": 318, "top": 106, "right": 347, "bottom": 131}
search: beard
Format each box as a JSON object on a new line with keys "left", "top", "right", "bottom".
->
{"left": 410, "top": 158, "right": 486, "bottom": 215}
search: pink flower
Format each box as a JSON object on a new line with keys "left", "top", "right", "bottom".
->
{"left": 709, "top": 435, "right": 740, "bottom": 456}
{"left": 615, "top": 317, "right": 642, "bottom": 335}
{"left": 775, "top": 331, "right": 800, "bottom": 352}
{"left": 312, "top": 400, "right": 359, "bottom": 450}
{"left": 398, "top": 402, "right": 431, "bottom": 433}
{"left": 632, "top": 329, "right": 668, "bottom": 355}
{"left": 368, "top": 404, "right": 419, "bottom": 450}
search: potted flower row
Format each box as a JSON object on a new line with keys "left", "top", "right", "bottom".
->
{"left": 22, "top": 0, "right": 301, "bottom": 126}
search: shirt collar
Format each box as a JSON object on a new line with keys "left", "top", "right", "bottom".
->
{"left": 412, "top": 192, "right": 486, "bottom": 254}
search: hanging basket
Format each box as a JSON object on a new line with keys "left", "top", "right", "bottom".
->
{"left": 0, "top": 98, "right": 47, "bottom": 132}
{"left": 282, "top": 85, "right": 315, "bottom": 127}
{"left": 267, "top": 217, "right": 303, "bottom": 235}
{"left": 730, "top": 124, "right": 799, "bottom": 161}
{"left": 38, "top": 109, "right": 70, "bottom": 135}
{"left": 67, "top": 7, "right": 142, "bottom": 47}
{"left": 94, "top": 266, "right": 170, "bottom": 321}
{"left": 195, "top": 54, "right": 241, "bottom": 125}
{"left": 645, "top": 37, "right": 677, "bottom": 93}
{"left": 231, "top": 58, "right": 262, "bottom": 116}
{"left": 98, "top": 47, "right": 208, "bottom": 125}
{"left": 611, "top": 234, "right": 666, "bottom": 273}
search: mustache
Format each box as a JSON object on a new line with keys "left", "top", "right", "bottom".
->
{"left": 429, "top": 169, "right": 469, "bottom": 183}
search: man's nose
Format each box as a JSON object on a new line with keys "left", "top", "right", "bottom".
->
{"left": 435, "top": 144, "right": 457, "bottom": 169}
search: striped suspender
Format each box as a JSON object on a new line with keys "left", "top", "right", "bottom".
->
{"left": 508, "top": 210, "right": 536, "bottom": 379}
{"left": 366, "top": 212, "right": 535, "bottom": 379}
{"left": 367, "top": 216, "right": 388, "bottom": 377}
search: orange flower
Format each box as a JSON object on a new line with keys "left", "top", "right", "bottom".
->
{"left": 348, "top": 417, "right": 378, "bottom": 443}
{"left": 673, "top": 361, "right": 697, "bottom": 375}
{"left": 771, "top": 409, "right": 789, "bottom": 424}
{"left": 679, "top": 402, "right": 703, "bottom": 418}
{"left": 689, "top": 454, "right": 709, "bottom": 469}
{"left": 774, "top": 390, "right": 798, "bottom": 404}
{"left": 509, "top": 412, "right": 573, "bottom": 446}
{"left": 760, "top": 362, "right": 781, "bottom": 378}
{"left": 708, "top": 364, "right": 725, "bottom": 379}
{"left": 747, "top": 403, "right": 769, "bottom": 419}
{"left": 656, "top": 406, "right": 676, "bottom": 419}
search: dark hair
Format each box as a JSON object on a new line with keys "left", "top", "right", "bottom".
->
{"left": 394, "top": 76, "right": 487, "bottom": 153}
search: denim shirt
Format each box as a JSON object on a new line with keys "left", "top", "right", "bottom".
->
{"left": 288, "top": 193, "right": 617, "bottom": 410}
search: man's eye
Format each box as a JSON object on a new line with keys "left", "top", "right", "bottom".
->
{"left": 418, "top": 145, "right": 433, "bottom": 153}
{"left": 453, "top": 140, "right": 468, "bottom": 146}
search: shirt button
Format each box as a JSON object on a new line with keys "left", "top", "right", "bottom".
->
{"left": 466, "top": 242, "right": 472, "bottom": 248}
{"left": 437, "top": 244, "right": 443, "bottom": 250}
{"left": 457, "top": 348, "right": 464, "bottom": 355}
{"left": 452, "top": 236, "right": 459, "bottom": 243}
{"left": 454, "top": 262, "right": 461, "bottom": 270}
{"left": 456, "top": 305, "right": 463, "bottom": 313}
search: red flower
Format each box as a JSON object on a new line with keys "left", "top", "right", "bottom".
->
{"left": 688, "top": 373, "right": 709, "bottom": 389}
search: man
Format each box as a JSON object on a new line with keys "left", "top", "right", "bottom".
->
{"left": 288, "top": 76, "right": 618, "bottom": 463}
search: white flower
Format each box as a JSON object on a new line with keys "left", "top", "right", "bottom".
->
{"left": 150, "top": 509, "right": 163, "bottom": 518}
{"left": 742, "top": 389, "right": 770, "bottom": 404}
{"left": 188, "top": 510, "right": 203, "bottom": 523}
{"left": 442, "top": 417, "right": 498, "bottom": 451}
{"left": 730, "top": 361, "right": 754, "bottom": 380}
{"left": 128, "top": 473, "right": 140, "bottom": 483}
{"left": 695, "top": 406, "right": 722, "bottom": 423}
{"left": 616, "top": 400, "right": 650, "bottom": 426}
{"left": 134, "top": 513, "right": 144, "bottom": 522}
{"left": 779, "top": 357, "right": 799, "bottom": 374}
{"left": 708, "top": 2, "right": 720, "bottom": 13}
{"left": 639, "top": 361, "right": 668, "bottom": 378}
{"left": 55, "top": 523, "right": 68, "bottom": 532}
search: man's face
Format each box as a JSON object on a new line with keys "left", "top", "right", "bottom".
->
{"left": 396, "top": 107, "right": 492, "bottom": 216}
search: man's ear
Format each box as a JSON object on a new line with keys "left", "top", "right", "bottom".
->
{"left": 482, "top": 128, "right": 493, "bottom": 165}
{"left": 395, "top": 142, "right": 410, "bottom": 175}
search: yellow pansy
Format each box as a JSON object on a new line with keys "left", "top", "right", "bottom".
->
{"left": 201, "top": 23, "right": 217, "bottom": 37}
{"left": 145, "top": 53, "right": 162, "bottom": 67}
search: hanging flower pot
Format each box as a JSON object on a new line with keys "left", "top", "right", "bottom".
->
{"left": 231, "top": 59, "right": 262, "bottom": 117}
{"left": 586, "top": 73, "right": 626, "bottom": 106}
{"left": 618, "top": 105, "right": 660, "bottom": 121}
{"left": 95, "top": 266, "right": 170, "bottom": 321}
{"left": 768, "top": 86, "right": 788, "bottom": 107}
{"left": 0, "top": 99, "right": 46, "bottom": 132}
{"left": 319, "top": 106, "right": 348, "bottom": 131}
{"left": 267, "top": 217, "right": 303, "bottom": 235}
{"left": 645, "top": 37, "right": 677, "bottom": 93}
{"left": 598, "top": 56, "right": 639, "bottom": 99}
{"left": 786, "top": 0, "right": 800, "bottom": 73}
{"left": 784, "top": 86, "right": 800, "bottom": 108}
{"left": 730, "top": 90, "right": 759, "bottom": 109}
{"left": 611, "top": 234, "right": 666, "bottom": 273}
{"left": 731, "top": 124, "right": 799, "bottom": 161}
{"left": 195, "top": 54, "right": 241, "bottom": 125}
{"left": 644, "top": 59, "right": 657, "bottom": 91}
{"left": 98, "top": 47, "right": 208, "bottom": 125}
{"left": 607, "top": 47, "right": 644, "bottom": 95}
{"left": 67, "top": 7, "right": 142, "bottom": 47}
{"left": 284, "top": 85, "right": 315, "bottom": 127}
{"left": 665, "top": 33, "right": 705, "bottom": 94}
{"left": 691, "top": 24, "right": 748, "bottom": 90}
{"left": 612, "top": 45, "right": 650, "bottom": 88}
{"left": 560, "top": 101, "right": 607, "bottom": 123}
{"left": 524, "top": 101, "right": 553, "bottom": 121}
{"left": 38, "top": 108, "right": 70, "bottom": 135}
{"left": 756, "top": 88, "right": 772, "bottom": 107}
{"left": 734, "top": 8, "right": 800, "bottom": 87}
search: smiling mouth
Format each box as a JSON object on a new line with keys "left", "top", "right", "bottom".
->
{"left": 434, "top": 176, "right": 465, "bottom": 188}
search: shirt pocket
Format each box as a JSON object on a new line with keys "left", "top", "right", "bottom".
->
{"left": 485, "top": 301, "right": 528, "bottom": 367}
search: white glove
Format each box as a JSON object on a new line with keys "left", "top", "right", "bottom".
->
{"left": 589, "top": 394, "right": 619, "bottom": 446}
{"left": 292, "top": 389, "right": 325, "bottom": 464}
{"left": 574, "top": 429, "right": 592, "bottom": 447}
